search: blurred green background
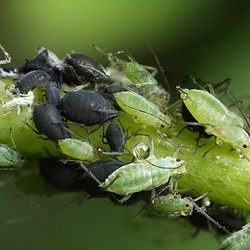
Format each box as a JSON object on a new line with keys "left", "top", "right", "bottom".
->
{"left": 1, "top": 0, "right": 250, "bottom": 249}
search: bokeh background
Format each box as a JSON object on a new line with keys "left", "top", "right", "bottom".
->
{"left": 1, "top": 0, "right": 250, "bottom": 249}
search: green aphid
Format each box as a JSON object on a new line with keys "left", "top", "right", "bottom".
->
{"left": 0, "top": 143, "right": 23, "bottom": 168}
{"left": 178, "top": 87, "right": 250, "bottom": 158}
{"left": 58, "top": 138, "right": 96, "bottom": 162}
{"left": 151, "top": 194, "right": 193, "bottom": 216}
{"left": 114, "top": 91, "right": 171, "bottom": 129}
{"left": 219, "top": 223, "right": 250, "bottom": 250}
{"left": 100, "top": 143, "right": 186, "bottom": 196}
{"left": 123, "top": 61, "right": 158, "bottom": 87}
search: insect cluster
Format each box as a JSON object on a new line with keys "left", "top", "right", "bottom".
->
{"left": 0, "top": 44, "right": 249, "bottom": 248}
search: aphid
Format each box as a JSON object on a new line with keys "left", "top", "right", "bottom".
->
{"left": 99, "top": 141, "right": 186, "bottom": 198}
{"left": 58, "top": 138, "right": 96, "bottom": 162}
{"left": 15, "top": 70, "right": 51, "bottom": 94}
{"left": 39, "top": 158, "right": 85, "bottom": 191}
{"left": 177, "top": 87, "right": 250, "bottom": 158}
{"left": 114, "top": 91, "right": 171, "bottom": 128}
{"left": 219, "top": 223, "right": 250, "bottom": 250}
{"left": 45, "top": 82, "right": 61, "bottom": 107}
{"left": 105, "top": 122, "right": 124, "bottom": 152}
{"left": 0, "top": 143, "right": 23, "bottom": 168}
{"left": 82, "top": 160, "right": 126, "bottom": 197}
{"left": 33, "top": 103, "right": 71, "bottom": 141}
{"left": 64, "top": 53, "right": 110, "bottom": 83}
{"left": 150, "top": 193, "right": 193, "bottom": 216}
{"left": 61, "top": 89, "right": 118, "bottom": 125}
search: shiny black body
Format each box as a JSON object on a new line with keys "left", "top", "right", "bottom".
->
{"left": 61, "top": 90, "right": 118, "bottom": 125}
{"left": 15, "top": 70, "right": 51, "bottom": 94}
{"left": 64, "top": 53, "right": 110, "bottom": 83}
{"left": 82, "top": 160, "right": 125, "bottom": 197}
{"left": 106, "top": 122, "right": 124, "bottom": 152}
{"left": 39, "top": 158, "right": 85, "bottom": 191}
{"left": 33, "top": 104, "right": 71, "bottom": 141}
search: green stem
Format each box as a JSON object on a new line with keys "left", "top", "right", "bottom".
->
{"left": 1, "top": 78, "right": 250, "bottom": 212}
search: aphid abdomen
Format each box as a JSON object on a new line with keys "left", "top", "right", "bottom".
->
{"left": 106, "top": 122, "right": 124, "bottom": 152}
{"left": 114, "top": 91, "right": 171, "bottom": 128}
{"left": 46, "top": 82, "right": 61, "bottom": 106}
{"left": 101, "top": 163, "right": 155, "bottom": 195}
{"left": 33, "top": 104, "right": 71, "bottom": 141}
{"left": 61, "top": 90, "right": 117, "bottom": 125}
{"left": 15, "top": 70, "right": 51, "bottom": 94}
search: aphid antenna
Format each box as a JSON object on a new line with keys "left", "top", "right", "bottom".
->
{"left": 92, "top": 44, "right": 125, "bottom": 63}
{"left": 79, "top": 162, "right": 102, "bottom": 185}
{"left": 186, "top": 74, "right": 207, "bottom": 91}
{"left": 189, "top": 199, "right": 231, "bottom": 235}
{"left": 0, "top": 43, "right": 11, "bottom": 65}
{"left": 146, "top": 41, "right": 170, "bottom": 92}
{"left": 173, "top": 144, "right": 195, "bottom": 158}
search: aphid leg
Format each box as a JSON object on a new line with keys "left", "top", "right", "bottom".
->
{"left": 202, "top": 143, "right": 218, "bottom": 157}
{"left": 24, "top": 121, "right": 40, "bottom": 135}
{"left": 0, "top": 44, "right": 11, "bottom": 65}
{"left": 57, "top": 121, "right": 90, "bottom": 138}
{"left": 190, "top": 199, "right": 231, "bottom": 235}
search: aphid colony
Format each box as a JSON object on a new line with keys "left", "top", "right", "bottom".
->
{"left": 0, "top": 44, "right": 249, "bottom": 242}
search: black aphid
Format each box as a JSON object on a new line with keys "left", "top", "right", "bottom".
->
{"left": 39, "top": 158, "right": 85, "bottom": 191}
{"left": 61, "top": 89, "right": 118, "bottom": 125}
{"left": 46, "top": 82, "right": 61, "bottom": 107}
{"left": 64, "top": 53, "right": 110, "bottom": 83}
{"left": 82, "top": 160, "right": 125, "bottom": 197}
{"left": 33, "top": 104, "right": 71, "bottom": 141}
{"left": 15, "top": 70, "right": 51, "bottom": 94}
{"left": 105, "top": 122, "right": 124, "bottom": 152}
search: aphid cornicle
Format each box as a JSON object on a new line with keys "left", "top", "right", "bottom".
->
{"left": 58, "top": 138, "right": 96, "bottom": 162}
{"left": 105, "top": 122, "right": 124, "bottom": 152}
{"left": 178, "top": 87, "right": 250, "bottom": 157}
{"left": 64, "top": 53, "right": 110, "bottom": 83}
{"left": 15, "top": 70, "right": 51, "bottom": 94}
{"left": 99, "top": 141, "right": 186, "bottom": 196}
{"left": 39, "top": 158, "right": 85, "bottom": 191}
{"left": 61, "top": 89, "right": 118, "bottom": 125}
{"left": 151, "top": 193, "right": 193, "bottom": 216}
{"left": 33, "top": 104, "right": 71, "bottom": 142}
{"left": 114, "top": 91, "right": 171, "bottom": 129}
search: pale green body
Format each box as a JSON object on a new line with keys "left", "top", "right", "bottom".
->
{"left": 100, "top": 157, "right": 186, "bottom": 196}
{"left": 58, "top": 138, "right": 96, "bottom": 162}
{"left": 114, "top": 91, "right": 171, "bottom": 128}
{"left": 0, "top": 143, "right": 23, "bottom": 167}
{"left": 151, "top": 194, "right": 193, "bottom": 216}
{"left": 219, "top": 223, "right": 250, "bottom": 250}
{"left": 180, "top": 88, "right": 250, "bottom": 149}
